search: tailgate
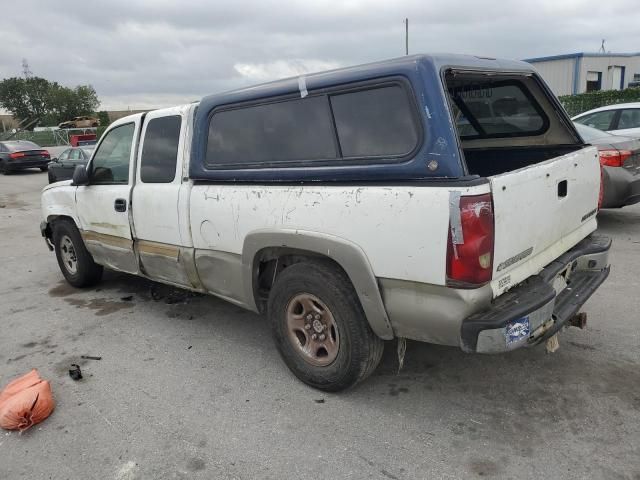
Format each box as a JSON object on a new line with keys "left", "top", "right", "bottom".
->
{"left": 490, "top": 146, "right": 601, "bottom": 296}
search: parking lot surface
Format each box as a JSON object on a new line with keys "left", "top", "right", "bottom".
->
{"left": 1, "top": 171, "right": 639, "bottom": 479}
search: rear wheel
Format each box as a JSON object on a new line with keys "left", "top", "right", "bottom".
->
{"left": 53, "top": 220, "right": 103, "bottom": 287}
{"left": 0, "top": 162, "right": 10, "bottom": 175}
{"left": 268, "top": 260, "right": 384, "bottom": 391}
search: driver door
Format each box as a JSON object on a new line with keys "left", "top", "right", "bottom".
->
{"left": 75, "top": 116, "right": 142, "bottom": 274}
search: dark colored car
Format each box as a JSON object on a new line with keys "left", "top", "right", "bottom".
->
{"left": 47, "top": 146, "right": 94, "bottom": 183}
{"left": 574, "top": 123, "right": 640, "bottom": 208}
{"left": 0, "top": 140, "right": 51, "bottom": 175}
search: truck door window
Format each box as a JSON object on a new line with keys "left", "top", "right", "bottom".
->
{"left": 329, "top": 85, "right": 419, "bottom": 158}
{"left": 89, "top": 123, "right": 134, "bottom": 184}
{"left": 140, "top": 115, "right": 181, "bottom": 183}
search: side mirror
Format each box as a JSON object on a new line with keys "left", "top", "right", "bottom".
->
{"left": 51, "top": 157, "right": 58, "bottom": 163}
{"left": 72, "top": 165, "right": 89, "bottom": 186}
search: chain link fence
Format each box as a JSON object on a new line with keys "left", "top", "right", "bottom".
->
{"left": 2, "top": 127, "right": 107, "bottom": 146}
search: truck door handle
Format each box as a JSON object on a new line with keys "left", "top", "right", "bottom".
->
{"left": 114, "top": 198, "right": 127, "bottom": 212}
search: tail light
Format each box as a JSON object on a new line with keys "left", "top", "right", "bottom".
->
{"left": 40, "top": 150, "right": 50, "bottom": 158}
{"left": 9, "top": 152, "right": 25, "bottom": 159}
{"left": 598, "top": 148, "right": 631, "bottom": 167}
{"left": 446, "top": 193, "right": 494, "bottom": 287}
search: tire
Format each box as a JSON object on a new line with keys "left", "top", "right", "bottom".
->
{"left": 47, "top": 170, "right": 55, "bottom": 183}
{"left": 268, "top": 260, "right": 384, "bottom": 391}
{"left": 52, "top": 220, "right": 103, "bottom": 287}
{"left": 40, "top": 165, "right": 48, "bottom": 172}
{"left": 0, "top": 162, "right": 10, "bottom": 175}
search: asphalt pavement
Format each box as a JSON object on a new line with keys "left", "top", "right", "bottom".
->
{"left": 0, "top": 170, "right": 639, "bottom": 479}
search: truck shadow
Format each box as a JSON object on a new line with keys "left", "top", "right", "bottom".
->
{"left": 57, "top": 269, "right": 639, "bottom": 473}
{"left": 597, "top": 207, "right": 640, "bottom": 234}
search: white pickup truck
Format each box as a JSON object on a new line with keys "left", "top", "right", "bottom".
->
{"left": 41, "top": 54, "right": 611, "bottom": 391}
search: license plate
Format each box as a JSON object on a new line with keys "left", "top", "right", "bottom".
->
{"left": 505, "top": 316, "right": 530, "bottom": 345}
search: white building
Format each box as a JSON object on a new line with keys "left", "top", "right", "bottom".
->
{"left": 525, "top": 52, "right": 640, "bottom": 96}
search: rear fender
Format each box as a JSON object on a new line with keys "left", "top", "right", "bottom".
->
{"left": 242, "top": 229, "right": 394, "bottom": 340}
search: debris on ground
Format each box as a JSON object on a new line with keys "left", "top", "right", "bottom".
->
{"left": 313, "top": 399, "right": 325, "bottom": 404}
{"left": 150, "top": 284, "right": 201, "bottom": 305}
{"left": 397, "top": 337, "right": 407, "bottom": 373}
{"left": 0, "top": 369, "right": 55, "bottom": 432}
{"left": 68, "top": 364, "right": 83, "bottom": 381}
{"left": 80, "top": 355, "right": 102, "bottom": 361}
{"left": 546, "top": 334, "right": 560, "bottom": 353}
{"left": 120, "top": 295, "right": 134, "bottom": 302}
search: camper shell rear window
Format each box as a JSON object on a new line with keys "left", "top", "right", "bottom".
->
{"left": 447, "top": 76, "right": 549, "bottom": 140}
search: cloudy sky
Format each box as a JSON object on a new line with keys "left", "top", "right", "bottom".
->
{"left": 1, "top": 0, "right": 638, "bottom": 110}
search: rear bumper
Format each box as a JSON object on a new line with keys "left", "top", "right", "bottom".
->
{"left": 6, "top": 159, "right": 50, "bottom": 170}
{"left": 460, "top": 234, "right": 611, "bottom": 353}
{"left": 601, "top": 166, "right": 640, "bottom": 208}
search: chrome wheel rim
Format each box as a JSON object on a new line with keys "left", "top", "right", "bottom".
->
{"left": 60, "top": 235, "right": 78, "bottom": 274}
{"left": 285, "top": 293, "right": 340, "bottom": 367}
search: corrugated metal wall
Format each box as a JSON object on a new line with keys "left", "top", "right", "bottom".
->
{"left": 528, "top": 55, "right": 640, "bottom": 96}
{"left": 529, "top": 59, "right": 576, "bottom": 96}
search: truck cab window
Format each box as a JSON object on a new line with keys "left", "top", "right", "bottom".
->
{"left": 90, "top": 123, "right": 134, "bottom": 184}
{"left": 140, "top": 116, "right": 181, "bottom": 183}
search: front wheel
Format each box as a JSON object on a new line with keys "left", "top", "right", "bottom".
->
{"left": 267, "top": 260, "right": 384, "bottom": 391}
{"left": 53, "top": 220, "right": 103, "bottom": 287}
{"left": 40, "top": 165, "right": 48, "bottom": 172}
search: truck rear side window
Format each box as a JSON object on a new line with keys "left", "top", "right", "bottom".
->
{"left": 330, "top": 85, "right": 418, "bottom": 158}
{"left": 205, "top": 80, "right": 421, "bottom": 168}
{"left": 140, "top": 116, "right": 181, "bottom": 183}
{"left": 206, "top": 96, "right": 337, "bottom": 167}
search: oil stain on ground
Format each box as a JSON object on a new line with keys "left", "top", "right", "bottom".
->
{"left": 64, "top": 297, "right": 134, "bottom": 316}
{"left": 48, "top": 281, "right": 82, "bottom": 298}
{"left": 0, "top": 194, "right": 28, "bottom": 210}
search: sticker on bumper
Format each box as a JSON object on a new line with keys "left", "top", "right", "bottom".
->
{"left": 505, "top": 317, "right": 530, "bottom": 345}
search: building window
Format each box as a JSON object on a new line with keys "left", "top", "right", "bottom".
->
{"left": 586, "top": 71, "right": 602, "bottom": 92}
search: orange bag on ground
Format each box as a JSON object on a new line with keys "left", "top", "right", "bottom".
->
{"left": 0, "top": 369, "right": 55, "bottom": 432}
{"left": 0, "top": 369, "right": 42, "bottom": 404}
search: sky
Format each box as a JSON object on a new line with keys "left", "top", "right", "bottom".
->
{"left": 1, "top": 0, "right": 638, "bottom": 110}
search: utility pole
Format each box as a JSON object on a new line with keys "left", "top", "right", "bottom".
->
{"left": 404, "top": 18, "right": 409, "bottom": 55}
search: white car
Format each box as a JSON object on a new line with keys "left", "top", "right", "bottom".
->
{"left": 572, "top": 102, "right": 640, "bottom": 138}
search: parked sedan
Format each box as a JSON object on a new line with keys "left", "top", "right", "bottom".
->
{"left": 572, "top": 102, "right": 640, "bottom": 138}
{"left": 48, "top": 146, "right": 94, "bottom": 183}
{"left": 575, "top": 122, "right": 640, "bottom": 208}
{"left": 0, "top": 140, "right": 50, "bottom": 175}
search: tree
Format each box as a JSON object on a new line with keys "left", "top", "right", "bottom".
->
{"left": 0, "top": 76, "right": 100, "bottom": 128}
{"left": 97, "top": 111, "right": 110, "bottom": 127}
